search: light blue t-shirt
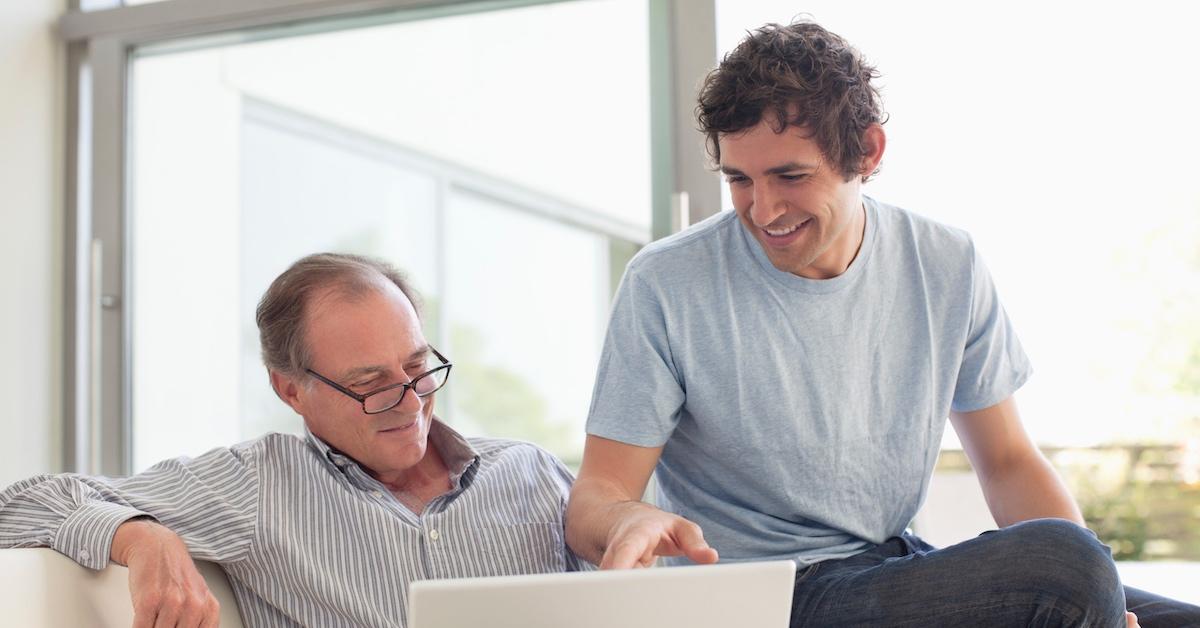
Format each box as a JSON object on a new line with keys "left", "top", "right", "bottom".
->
{"left": 585, "top": 197, "right": 1032, "bottom": 565}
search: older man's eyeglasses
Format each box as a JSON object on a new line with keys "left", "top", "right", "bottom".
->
{"left": 306, "top": 347, "right": 452, "bottom": 415}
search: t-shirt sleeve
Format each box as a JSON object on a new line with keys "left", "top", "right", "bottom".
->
{"left": 951, "top": 242, "right": 1033, "bottom": 412}
{"left": 585, "top": 268, "right": 685, "bottom": 447}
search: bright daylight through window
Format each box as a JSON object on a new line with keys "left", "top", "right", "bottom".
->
{"left": 129, "top": 0, "right": 650, "bottom": 472}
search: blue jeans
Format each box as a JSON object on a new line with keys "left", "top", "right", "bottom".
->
{"left": 790, "top": 519, "right": 1200, "bottom": 627}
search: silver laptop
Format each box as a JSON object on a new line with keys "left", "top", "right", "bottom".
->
{"left": 408, "top": 560, "right": 797, "bottom": 628}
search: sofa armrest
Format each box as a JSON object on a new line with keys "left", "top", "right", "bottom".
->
{"left": 0, "top": 548, "right": 243, "bottom": 627}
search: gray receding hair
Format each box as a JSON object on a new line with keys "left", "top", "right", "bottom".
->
{"left": 255, "top": 252, "right": 423, "bottom": 376}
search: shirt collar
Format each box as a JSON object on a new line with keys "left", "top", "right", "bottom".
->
{"left": 425, "top": 418, "right": 479, "bottom": 488}
{"left": 303, "top": 416, "right": 480, "bottom": 488}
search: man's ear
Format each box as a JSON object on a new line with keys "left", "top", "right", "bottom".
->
{"left": 270, "top": 370, "right": 306, "bottom": 415}
{"left": 859, "top": 123, "right": 887, "bottom": 179}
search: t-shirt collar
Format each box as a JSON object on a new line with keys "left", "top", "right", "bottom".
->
{"left": 738, "top": 195, "right": 879, "bottom": 294}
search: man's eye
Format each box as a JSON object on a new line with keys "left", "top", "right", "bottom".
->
{"left": 726, "top": 176, "right": 750, "bottom": 185}
{"left": 780, "top": 174, "right": 806, "bottom": 182}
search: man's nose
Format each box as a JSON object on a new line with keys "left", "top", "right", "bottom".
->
{"left": 395, "top": 383, "right": 425, "bottom": 413}
{"left": 750, "top": 183, "right": 785, "bottom": 226}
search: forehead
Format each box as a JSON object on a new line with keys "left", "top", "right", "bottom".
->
{"left": 717, "top": 120, "right": 824, "bottom": 168}
{"left": 304, "top": 283, "right": 425, "bottom": 370}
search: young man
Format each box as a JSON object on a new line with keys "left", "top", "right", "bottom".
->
{"left": 565, "top": 21, "right": 1199, "bottom": 627}
{"left": 1, "top": 253, "right": 583, "bottom": 627}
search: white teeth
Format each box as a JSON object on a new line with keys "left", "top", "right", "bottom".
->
{"left": 764, "top": 223, "right": 800, "bottom": 237}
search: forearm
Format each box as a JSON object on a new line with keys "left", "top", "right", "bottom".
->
{"left": 565, "top": 477, "right": 656, "bottom": 564}
{"left": 0, "top": 474, "right": 153, "bottom": 569}
{"left": 2, "top": 446, "right": 259, "bottom": 568}
{"left": 979, "top": 450, "right": 1084, "bottom": 528}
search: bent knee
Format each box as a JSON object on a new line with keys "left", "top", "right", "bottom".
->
{"left": 1005, "top": 519, "right": 1123, "bottom": 616}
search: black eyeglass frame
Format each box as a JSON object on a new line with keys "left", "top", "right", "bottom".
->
{"left": 305, "top": 347, "right": 452, "bottom": 415}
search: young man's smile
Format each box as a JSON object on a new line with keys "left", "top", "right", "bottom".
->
{"left": 718, "top": 118, "right": 883, "bottom": 280}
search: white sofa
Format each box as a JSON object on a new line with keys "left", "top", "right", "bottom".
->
{"left": 0, "top": 548, "right": 244, "bottom": 627}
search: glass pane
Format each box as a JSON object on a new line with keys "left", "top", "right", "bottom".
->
{"left": 80, "top": 0, "right": 121, "bottom": 10}
{"left": 445, "top": 189, "right": 609, "bottom": 466}
{"left": 222, "top": 1, "right": 651, "bottom": 230}
{"left": 130, "top": 0, "right": 650, "bottom": 471}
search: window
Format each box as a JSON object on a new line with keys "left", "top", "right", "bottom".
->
{"left": 126, "top": 0, "right": 651, "bottom": 470}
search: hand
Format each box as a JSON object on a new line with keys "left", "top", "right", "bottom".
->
{"left": 112, "top": 519, "right": 221, "bottom": 628}
{"left": 1126, "top": 611, "right": 1139, "bottom": 627}
{"left": 599, "top": 503, "right": 719, "bottom": 569}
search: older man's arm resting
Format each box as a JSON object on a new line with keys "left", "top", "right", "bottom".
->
{"left": 110, "top": 518, "right": 221, "bottom": 627}
{"left": 0, "top": 445, "right": 260, "bottom": 627}
{"left": 565, "top": 435, "right": 718, "bottom": 569}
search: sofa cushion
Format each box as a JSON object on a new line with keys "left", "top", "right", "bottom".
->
{"left": 0, "top": 548, "right": 243, "bottom": 627}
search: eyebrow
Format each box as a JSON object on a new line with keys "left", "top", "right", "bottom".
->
{"left": 720, "top": 162, "right": 816, "bottom": 177}
{"left": 338, "top": 345, "right": 431, "bottom": 382}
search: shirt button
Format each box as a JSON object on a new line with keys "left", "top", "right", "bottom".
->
{"left": 78, "top": 549, "right": 91, "bottom": 562}
{"left": 371, "top": 491, "right": 384, "bottom": 498}
{"left": 429, "top": 529, "right": 440, "bottom": 541}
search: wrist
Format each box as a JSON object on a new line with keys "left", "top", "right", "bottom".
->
{"left": 110, "top": 517, "right": 162, "bottom": 566}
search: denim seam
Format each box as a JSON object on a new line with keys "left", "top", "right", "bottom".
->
{"left": 794, "top": 562, "right": 821, "bottom": 586}
{"left": 882, "top": 596, "right": 1088, "bottom": 628}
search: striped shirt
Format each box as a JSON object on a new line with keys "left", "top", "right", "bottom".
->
{"left": 0, "top": 419, "right": 586, "bottom": 627}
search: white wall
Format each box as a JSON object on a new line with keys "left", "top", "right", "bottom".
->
{"left": 0, "top": 0, "right": 65, "bottom": 484}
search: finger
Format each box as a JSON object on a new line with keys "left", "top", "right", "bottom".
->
{"left": 601, "top": 539, "right": 651, "bottom": 570}
{"left": 152, "top": 592, "right": 184, "bottom": 628}
{"left": 638, "top": 544, "right": 656, "bottom": 568}
{"left": 688, "top": 546, "right": 719, "bottom": 564}
{"left": 177, "top": 598, "right": 207, "bottom": 628}
{"left": 672, "top": 520, "right": 719, "bottom": 564}
{"left": 198, "top": 596, "right": 222, "bottom": 628}
{"left": 131, "top": 592, "right": 160, "bottom": 628}
{"left": 131, "top": 605, "right": 157, "bottom": 628}
{"left": 1126, "top": 611, "right": 1139, "bottom": 628}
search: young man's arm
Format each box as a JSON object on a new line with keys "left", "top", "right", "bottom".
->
{"left": 949, "top": 395, "right": 1083, "bottom": 526}
{"left": 565, "top": 435, "right": 718, "bottom": 569}
{"left": 952, "top": 395, "right": 1145, "bottom": 628}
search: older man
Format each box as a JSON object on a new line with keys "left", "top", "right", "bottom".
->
{"left": 1, "top": 253, "right": 583, "bottom": 627}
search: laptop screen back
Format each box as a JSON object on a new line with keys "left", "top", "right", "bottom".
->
{"left": 409, "top": 560, "right": 797, "bottom": 628}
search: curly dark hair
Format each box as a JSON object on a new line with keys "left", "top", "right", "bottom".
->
{"left": 696, "top": 20, "right": 885, "bottom": 181}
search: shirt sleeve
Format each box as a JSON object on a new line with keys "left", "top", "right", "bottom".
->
{"left": 0, "top": 443, "right": 261, "bottom": 571}
{"left": 585, "top": 268, "right": 686, "bottom": 447}
{"left": 528, "top": 447, "right": 595, "bottom": 572}
{"left": 951, "top": 242, "right": 1033, "bottom": 412}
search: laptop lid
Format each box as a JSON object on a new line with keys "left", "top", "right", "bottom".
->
{"left": 408, "top": 560, "right": 797, "bottom": 628}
